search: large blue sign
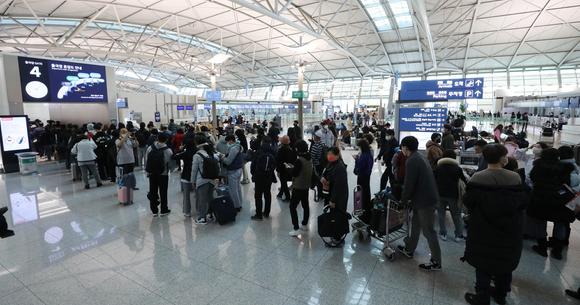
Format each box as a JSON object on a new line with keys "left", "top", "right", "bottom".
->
{"left": 400, "top": 89, "right": 483, "bottom": 101}
{"left": 207, "top": 90, "right": 222, "bottom": 102}
{"left": 186, "top": 105, "right": 193, "bottom": 110}
{"left": 399, "top": 107, "right": 447, "bottom": 133}
{"left": 401, "top": 78, "right": 484, "bottom": 91}
{"left": 177, "top": 105, "right": 184, "bottom": 110}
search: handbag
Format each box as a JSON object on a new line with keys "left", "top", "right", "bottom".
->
{"left": 317, "top": 206, "right": 352, "bottom": 247}
{"left": 244, "top": 149, "right": 255, "bottom": 162}
{"left": 457, "top": 179, "right": 467, "bottom": 210}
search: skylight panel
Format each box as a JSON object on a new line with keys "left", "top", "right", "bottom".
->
{"left": 366, "top": 5, "right": 387, "bottom": 19}
{"left": 395, "top": 15, "right": 413, "bottom": 28}
{"left": 390, "top": 0, "right": 410, "bottom": 15}
{"left": 374, "top": 18, "right": 392, "bottom": 31}
{"left": 361, "top": 0, "right": 380, "bottom": 5}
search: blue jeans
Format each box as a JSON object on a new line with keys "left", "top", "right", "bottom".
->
{"left": 536, "top": 220, "right": 566, "bottom": 240}
{"left": 228, "top": 169, "right": 243, "bottom": 208}
{"left": 437, "top": 196, "right": 464, "bottom": 237}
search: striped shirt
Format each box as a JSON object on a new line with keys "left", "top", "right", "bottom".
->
{"left": 310, "top": 141, "right": 326, "bottom": 166}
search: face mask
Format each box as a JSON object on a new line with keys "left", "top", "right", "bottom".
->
{"left": 532, "top": 147, "right": 542, "bottom": 155}
{"left": 323, "top": 125, "right": 328, "bottom": 130}
{"left": 386, "top": 136, "right": 392, "bottom": 140}
{"left": 401, "top": 148, "right": 407, "bottom": 157}
{"left": 327, "top": 155, "right": 338, "bottom": 163}
{"left": 435, "top": 138, "right": 441, "bottom": 143}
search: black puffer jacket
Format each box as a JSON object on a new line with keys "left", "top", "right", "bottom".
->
{"left": 276, "top": 145, "right": 296, "bottom": 182}
{"left": 327, "top": 159, "right": 349, "bottom": 212}
{"left": 435, "top": 158, "right": 467, "bottom": 198}
{"left": 527, "top": 159, "right": 575, "bottom": 223}
{"left": 463, "top": 182, "right": 531, "bottom": 274}
{"left": 173, "top": 147, "right": 195, "bottom": 182}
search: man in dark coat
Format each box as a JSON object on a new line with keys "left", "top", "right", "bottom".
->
{"left": 463, "top": 144, "right": 531, "bottom": 305}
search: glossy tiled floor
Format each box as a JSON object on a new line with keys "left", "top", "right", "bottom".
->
{"left": 1, "top": 144, "right": 580, "bottom": 305}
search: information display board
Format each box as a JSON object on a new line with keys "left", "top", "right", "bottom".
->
{"left": 400, "top": 78, "right": 484, "bottom": 101}
{"left": 177, "top": 105, "right": 185, "bottom": 110}
{"left": 398, "top": 106, "right": 447, "bottom": 150}
{"left": 206, "top": 90, "right": 222, "bottom": 102}
{"left": 0, "top": 117, "right": 30, "bottom": 152}
{"left": 117, "top": 98, "right": 127, "bottom": 108}
{"left": 570, "top": 98, "right": 579, "bottom": 108}
{"left": 186, "top": 105, "right": 194, "bottom": 110}
{"left": 18, "top": 57, "right": 108, "bottom": 103}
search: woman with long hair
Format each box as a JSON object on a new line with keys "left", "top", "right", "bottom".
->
{"left": 235, "top": 129, "right": 250, "bottom": 184}
{"left": 493, "top": 124, "right": 503, "bottom": 143}
{"left": 173, "top": 138, "right": 197, "bottom": 216}
{"left": 286, "top": 127, "right": 297, "bottom": 149}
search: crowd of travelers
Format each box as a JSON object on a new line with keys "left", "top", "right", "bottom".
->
{"left": 26, "top": 113, "right": 580, "bottom": 304}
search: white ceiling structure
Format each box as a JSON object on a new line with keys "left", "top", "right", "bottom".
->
{"left": 0, "top": 0, "right": 579, "bottom": 93}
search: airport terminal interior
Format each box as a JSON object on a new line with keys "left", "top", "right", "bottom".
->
{"left": 1, "top": 0, "right": 580, "bottom": 304}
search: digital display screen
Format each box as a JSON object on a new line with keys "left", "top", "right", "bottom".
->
{"left": 117, "top": 98, "right": 127, "bottom": 108}
{"left": 399, "top": 107, "right": 447, "bottom": 133}
{"left": 570, "top": 98, "right": 579, "bottom": 108}
{"left": 18, "top": 57, "right": 108, "bottom": 103}
{"left": 399, "top": 131, "right": 433, "bottom": 151}
{"left": 10, "top": 192, "right": 38, "bottom": 225}
{"left": 0, "top": 117, "right": 30, "bottom": 152}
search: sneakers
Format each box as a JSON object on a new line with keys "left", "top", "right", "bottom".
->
{"left": 84, "top": 185, "right": 90, "bottom": 189}
{"left": 207, "top": 214, "right": 215, "bottom": 221}
{"left": 251, "top": 215, "right": 263, "bottom": 221}
{"left": 152, "top": 212, "right": 158, "bottom": 217}
{"left": 300, "top": 225, "right": 309, "bottom": 231}
{"left": 289, "top": 229, "right": 300, "bottom": 237}
{"left": 183, "top": 213, "right": 191, "bottom": 217}
{"left": 419, "top": 260, "right": 442, "bottom": 272}
{"left": 195, "top": 217, "right": 208, "bottom": 225}
{"left": 439, "top": 233, "right": 447, "bottom": 241}
{"left": 96, "top": 182, "right": 103, "bottom": 187}
{"left": 241, "top": 179, "right": 250, "bottom": 184}
{"left": 455, "top": 235, "right": 466, "bottom": 243}
{"left": 159, "top": 210, "right": 171, "bottom": 217}
{"left": 465, "top": 293, "right": 490, "bottom": 305}
{"left": 397, "top": 245, "right": 413, "bottom": 259}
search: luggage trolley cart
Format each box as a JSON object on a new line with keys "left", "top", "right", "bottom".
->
{"left": 351, "top": 188, "right": 410, "bottom": 261}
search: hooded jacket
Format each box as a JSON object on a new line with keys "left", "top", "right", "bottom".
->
{"left": 426, "top": 140, "right": 444, "bottom": 171}
{"left": 463, "top": 182, "right": 531, "bottom": 274}
{"left": 223, "top": 142, "right": 244, "bottom": 171}
{"left": 216, "top": 136, "right": 229, "bottom": 155}
{"left": 435, "top": 157, "right": 467, "bottom": 198}
{"left": 527, "top": 159, "right": 576, "bottom": 223}
{"left": 250, "top": 144, "right": 277, "bottom": 183}
{"left": 172, "top": 133, "right": 184, "bottom": 152}
{"left": 145, "top": 142, "right": 174, "bottom": 176}
{"left": 191, "top": 149, "right": 219, "bottom": 187}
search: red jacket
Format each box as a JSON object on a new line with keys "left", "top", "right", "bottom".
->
{"left": 172, "top": 133, "right": 184, "bottom": 152}
{"left": 395, "top": 151, "right": 408, "bottom": 181}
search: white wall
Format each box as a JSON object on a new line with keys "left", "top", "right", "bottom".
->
{"left": 116, "top": 92, "right": 196, "bottom": 126}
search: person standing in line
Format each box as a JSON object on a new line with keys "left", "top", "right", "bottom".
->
{"left": 173, "top": 138, "right": 196, "bottom": 217}
{"left": 473, "top": 140, "right": 488, "bottom": 172}
{"left": 376, "top": 129, "right": 398, "bottom": 191}
{"left": 397, "top": 136, "right": 442, "bottom": 271}
{"left": 276, "top": 135, "right": 295, "bottom": 202}
{"left": 522, "top": 112, "right": 529, "bottom": 132}
{"left": 293, "top": 120, "right": 303, "bottom": 140}
{"left": 116, "top": 128, "right": 139, "bottom": 190}
{"left": 92, "top": 123, "right": 111, "bottom": 182}
{"left": 319, "top": 120, "right": 335, "bottom": 148}
{"left": 61, "top": 123, "right": 75, "bottom": 171}
{"left": 172, "top": 128, "right": 185, "bottom": 171}
{"left": 267, "top": 121, "right": 280, "bottom": 148}
{"left": 463, "top": 145, "right": 530, "bottom": 305}
{"left": 191, "top": 137, "right": 219, "bottom": 225}
{"left": 321, "top": 146, "right": 349, "bottom": 246}
{"left": 235, "top": 129, "right": 251, "bottom": 185}
{"left": 310, "top": 130, "right": 328, "bottom": 202}
{"left": 168, "top": 119, "right": 178, "bottom": 135}
{"left": 250, "top": 136, "right": 277, "bottom": 220}
{"left": 146, "top": 133, "right": 174, "bottom": 217}
{"left": 287, "top": 140, "right": 312, "bottom": 236}
{"left": 441, "top": 124, "right": 455, "bottom": 151}
{"left": 353, "top": 139, "right": 374, "bottom": 223}
{"left": 426, "top": 133, "right": 444, "bottom": 171}
{"left": 435, "top": 149, "right": 467, "bottom": 242}
{"left": 71, "top": 135, "right": 103, "bottom": 189}
{"left": 223, "top": 134, "right": 245, "bottom": 211}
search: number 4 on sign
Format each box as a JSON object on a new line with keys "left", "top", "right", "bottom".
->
{"left": 30, "top": 66, "right": 41, "bottom": 77}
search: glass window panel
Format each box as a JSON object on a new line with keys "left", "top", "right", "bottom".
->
{"left": 367, "top": 6, "right": 387, "bottom": 18}
{"left": 390, "top": 0, "right": 410, "bottom": 15}
{"left": 395, "top": 15, "right": 413, "bottom": 28}
{"left": 374, "top": 18, "right": 391, "bottom": 31}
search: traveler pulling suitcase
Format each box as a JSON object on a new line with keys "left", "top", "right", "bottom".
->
{"left": 211, "top": 196, "right": 237, "bottom": 225}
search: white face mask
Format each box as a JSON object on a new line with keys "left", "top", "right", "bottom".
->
{"left": 532, "top": 147, "right": 542, "bottom": 155}
{"left": 386, "top": 136, "right": 392, "bottom": 140}
{"left": 323, "top": 125, "right": 328, "bottom": 130}
{"left": 401, "top": 148, "right": 407, "bottom": 156}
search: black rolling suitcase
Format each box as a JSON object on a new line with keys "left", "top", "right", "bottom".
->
{"left": 211, "top": 196, "right": 237, "bottom": 225}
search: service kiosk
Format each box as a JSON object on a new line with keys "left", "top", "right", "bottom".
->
{"left": 0, "top": 115, "right": 33, "bottom": 173}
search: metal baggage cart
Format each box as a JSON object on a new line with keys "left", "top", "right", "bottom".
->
{"left": 351, "top": 188, "right": 410, "bottom": 261}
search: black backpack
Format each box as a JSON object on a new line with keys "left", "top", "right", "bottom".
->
{"left": 197, "top": 152, "right": 220, "bottom": 179}
{"left": 146, "top": 146, "right": 169, "bottom": 175}
{"left": 256, "top": 151, "right": 275, "bottom": 174}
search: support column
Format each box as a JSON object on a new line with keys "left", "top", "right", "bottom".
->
{"left": 507, "top": 69, "right": 511, "bottom": 89}
{"left": 387, "top": 78, "right": 395, "bottom": 117}
{"left": 557, "top": 67, "right": 562, "bottom": 88}
{"left": 298, "top": 65, "right": 304, "bottom": 133}
{"left": 211, "top": 75, "right": 217, "bottom": 132}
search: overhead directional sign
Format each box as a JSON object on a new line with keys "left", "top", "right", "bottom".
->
{"left": 206, "top": 90, "right": 222, "bottom": 102}
{"left": 186, "top": 105, "right": 194, "bottom": 110}
{"left": 399, "top": 78, "right": 484, "bottom": 101}
{"left": 399, "top": 107, "right": 448, "bottom": 133}
{"left": 177, "top": 105, "right": 184, "bottom": 110}
{"left": 292, "top": 91, "right": 309, "bottom": 99}
{"left": 401, "top": 78, "right": 484, "bottom": 91}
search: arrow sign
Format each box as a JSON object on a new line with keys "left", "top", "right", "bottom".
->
{"left": 475, "top": 79, "right": 483, "bottom": 86}
{"left": 475, "top": 90, "right": 482, "bottom": 97}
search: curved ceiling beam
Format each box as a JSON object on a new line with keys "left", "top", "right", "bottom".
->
{"left": 228, "top": 0, "right": 377, "bottom": 74}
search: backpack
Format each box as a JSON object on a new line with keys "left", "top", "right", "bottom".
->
{"left": 197, "top": 152, "right": 220, "bottom": 179}
{"left": 255, "top": 151, "right": 275, "bottom": 174}
{"left": 146, "top": 146, "right": 170, "bottom": 175}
